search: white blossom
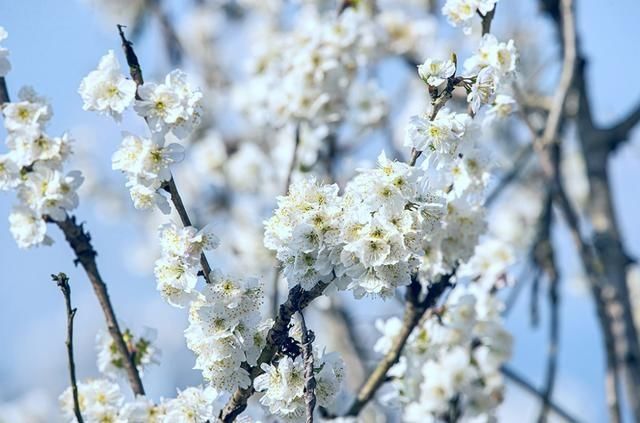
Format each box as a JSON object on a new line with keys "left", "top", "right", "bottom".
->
{"left": 78, "top": 50, "right": 137, "bottom": 120}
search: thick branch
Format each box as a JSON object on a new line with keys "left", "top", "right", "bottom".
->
{"left": 220, "top": 281, "right": 331, "bottom": 422}
{"left": 52, "top": 272, "right": 84, "bottom": 423}
{"left": 479, "top": 5, "right": 496, "bottom": 35}
{"left": 53, "top": 215, "right": 146, "bottom": 396}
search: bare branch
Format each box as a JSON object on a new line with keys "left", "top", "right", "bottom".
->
{"left": 344, "top": 274, "right": 454, "bottom": 417}
{"left": 146, "top": 0, "right": 183, "bottom": 66}
{"left": 0, "top": 76, "right": 9, "bottom": 105}
{"left": 501, "top": 366, "right": 580, "bottom": 423}
{"left": 485, "top": 144, "right": 533, "bottom": 206}
{"left": 52, "top": 272, "right": 84, "bottom": 423}
{"left": 53, "top": 215, "right": 146, "bottom": 396}
{"left": 538, "top": 0, "right": 576, "bottom": 150}
{"left": 531, "top": 196, "right": 561, "bottom": 422}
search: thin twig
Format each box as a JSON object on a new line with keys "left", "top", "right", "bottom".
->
{"left": 298, "top": 309, "right": 317, "bottom": 423}
{"left": 501, "top": 366, "right": 580, "bottom": 423}
{"left": 343, "top": 274, "right": 454, "bottom": 417}
{"left": 117, "top": 25, "right": 213, "bottom": 285}
{"left": 271, "top": 126, "right": 302, "bottom": 318}
{"left": 53, "top": 215, "right": 146, "bottom": 395}
{"left": 485, "top": 144, "right": 533, "bottom": 207}
{"left": 532, "top": 196, "right": 561, "bottom": 422}
{"left": 0, "top": 79, "right": 145, "bottom": 396}
{"left": 0, "top": 76, "right": 9, "bottom": 105}
{"left": 52, "top": 273, "right": 84, "bottom": 423}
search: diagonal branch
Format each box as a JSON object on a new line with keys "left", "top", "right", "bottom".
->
{"left": 53, "top": 215, "right": 146, "bottom": 396}
{"left": 502, "top": 366, "right": 580, "bottom": 423}
{"left": 0, "top": 77, "right": 145, "bottom": 396}
{"left": 52, "top": 272, "right": 84, "bottom": 423}
{"left": 220, "top": 281, "right": 331, "bottom": 422}
{"left": 117, "top": 25, "right": 213, "bottom": 284}
{"left": 343, "top": 273, "right": 454, "bottom": 417}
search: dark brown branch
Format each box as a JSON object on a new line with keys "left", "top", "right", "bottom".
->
{"left": 298, "top": 310, "right": 317, "bottom": 423}
{"left": 117, "top": 25, "right": 144, "bottom": 87}
{"left": 117, "top": 25, "right": 214, "bottom": 284}
{"left": 220, "top": 281, "right": 331, "bottom": 422}
{"left": 1, "top": 76, "right": 145, "bottom": 396}
{"left": 607, "top": 101, "right": 640, "bottom": 148}
{"left": 0, "top": 76, "right": 9, "bottom": 105}
{"left": 343, "top": 274, "right": 454, "bottom": 417}
{"left": 53, "top": 215, "right": 146, "bottom": 395}
{"left": 502, "top": 366, "right": 580, "bottom": 423}
{"left": 479, "top": 5, "right": 497, "bottom": 35}
{"left": 52, "top": 272, "right": 84, "bottom": 423}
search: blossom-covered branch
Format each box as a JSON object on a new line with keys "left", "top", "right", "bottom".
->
{"left": 0, "top": 72, "right": 146, "bottom": 396}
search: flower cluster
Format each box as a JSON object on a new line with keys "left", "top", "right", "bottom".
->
{"left": 374, "top": 282, "right": 512, "bottom": 421}
{"left": 95, "top": 328, "right": 159, "bottom": 379}
{"left": 60, "top": 379, "right": 219, "bottom": 423}
{"left": 134, "top": 70, "right": 203, "bottom": 137}
{"left": 1, "top": 83, "right": 84, "bottom": 248}
{"left": 442, "top": 0, "right": 498, "bottom": 34}
{"left": 111, "top": 133, "right": 183, "bottom": 212}
{"left": 154, "top": 222, "right": 219, "bottom": 307}
{"left": 239, "top": 8, "right": 379, "bottom": 130}
{"left": 264, "top": 177, "right": 343, "bottom": 291}
{"left": 79, "top": 51, "right": 202, "bottom": 212}
{"left": 185, "top": 271, "right": 270, "bottom": 392}
{"left": 265, "top": 142, "right": 487, "bottom": 298}
{"left": 78, "top": 50, "right": 137, "bottom": 121}
{"left": 336, "top": 153, "right": 444, "bottom": 298}
{"left": 415, "top": 37, "right": 517, "bottom": 117}
{"left": 59, "top": 379, "right": 124, "bottom": 423}
{"left": 254, "top": 320, "right": 344, "bottom": 421}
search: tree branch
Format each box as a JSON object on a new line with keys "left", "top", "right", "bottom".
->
{"left": 531, "top": 196, "right": 561, "bottom": 422}
{"left": 298, "top": 309, "right": 317, "bottom": 423}
{"left": 0, "top": 76, "right": 9, "bottom": 105}
{"left": 53, "top": 215, "right": 146, "bottom": 396}
{"left": 219, "top": 281, "right": 331, "bottom": 422}
{"left": 117, "top": 25, "right": 214, "bottom": 284}
{"left": 343, "top": 273, "right": 454, "bottom": 417}
{"left": 502, "top": 366, "right": 580, "bottom": 423}
{"left": 52, "top": 272, "right": 84, "bottom": 423}
{"left": 479, "top": 5, "right": 497, "bottom": 35}
{"left": 1, "top": 77, "right": 145, "bottom": 396}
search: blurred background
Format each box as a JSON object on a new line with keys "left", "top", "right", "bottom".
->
{"left": 0, "top": 0, "right": 639, "bottom": 421}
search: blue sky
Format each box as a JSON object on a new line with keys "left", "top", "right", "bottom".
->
{"left": 0, "top": 0, "right": 639, "bottom": 421}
